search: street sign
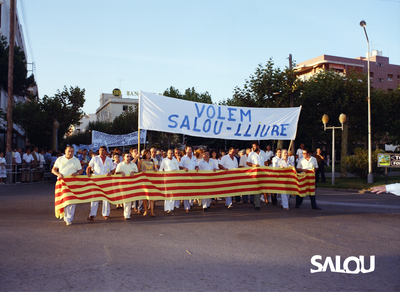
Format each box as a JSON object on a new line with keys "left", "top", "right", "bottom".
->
{"left": 377, "top": 153, "right": 400, "bottom": 168}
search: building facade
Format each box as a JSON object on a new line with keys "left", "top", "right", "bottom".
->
{"left": 69, "top": 114, "right": 97, "bottom": 135}
{"left": 0, "top": 0, "right": 33, "bottom": 152}
{"left": 296, "top": 51, "right": 400, "bottom": 91}
{"left": 96, "top": 93, "right": 138, "bottom": 123}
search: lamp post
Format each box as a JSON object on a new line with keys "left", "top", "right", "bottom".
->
{"left": 360, "top": 20, "right": 373, "bottom": 183}
{"left": 322, "top": 114, "right": 347, "bottom": 185}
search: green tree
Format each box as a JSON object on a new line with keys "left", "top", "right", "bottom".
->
{"left": 13, "top": 86, "right": 85, "bottom": 149}
{"left": 0, "top": 35, "right": 35, "bottom": 97}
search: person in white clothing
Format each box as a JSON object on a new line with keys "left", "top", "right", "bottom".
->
{"left": 265, "top": 145, "right": 274, "bottom": 161}
{"left": 86, "top": 146, "right": 116, "bottom": 221}
{"left": 22, "top": 148, "right": 34, "bottom": 182}
{"left": 52, "top": 146, "right": 83, "bottom": 225}
{"left": 13, "top": 148, "right": 22, "bottom": 183}
{"left": 197, "top": 150, "right": 217, "bottom": 211}
{"left": 371, "top": 184, "right": 400, "bottom": 196}
{"left": 159, "top": 149, "right": 180, "bottom": 213}
{"left": 246, "top": 142, "right": 267, "bottom": 210}
{"left": 219, "top": 147, "right": 238, "bottom": 209}
{"left": 278, "top": 149, "right": 293, "bottom": 210}
{"left": 296, "top": 148, "right": 321, "bottom": 210}
{"left": 179, "top": 146, "right": 199, "bottom": 212}
{"left": 115, "top": 152, "right": 139, "bottom": 219}
{"left": 270, "top": 148, "right": 282, "bottom": 205}
{"left": 296, "top": 143, "right": 305, "bottom": 163}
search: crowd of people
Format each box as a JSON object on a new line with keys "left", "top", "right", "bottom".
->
{"left": 51, "top": 142, "right": 327, "bottom": 226}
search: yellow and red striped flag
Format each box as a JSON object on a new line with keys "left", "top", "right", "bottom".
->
{"left": 55, "top": 167, "right": 315, "bottom": 219}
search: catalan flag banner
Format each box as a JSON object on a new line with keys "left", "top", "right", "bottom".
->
{"left": 55, "top": 167, "right": 315, "bottom": 219}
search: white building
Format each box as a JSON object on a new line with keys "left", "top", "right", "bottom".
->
{"left": 69, "top": 114, "right": 97, "bottom": 135}
{"left": 96, "top": 93, "right": 138, "bottom": 123}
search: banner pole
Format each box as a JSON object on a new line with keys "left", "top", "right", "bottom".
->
{"left": 138, "top": 129, "right": 141, "bottom": 160}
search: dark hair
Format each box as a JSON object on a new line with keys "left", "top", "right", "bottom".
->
{"left": 252, "top": 141, "right": 259, "bottom": 146}
{"left": 99, "top": 145, "right": 107, "bottom": 151}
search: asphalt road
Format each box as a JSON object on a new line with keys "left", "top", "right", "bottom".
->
{"left": 0, "top": 183, "right": 399, "bottom": 292}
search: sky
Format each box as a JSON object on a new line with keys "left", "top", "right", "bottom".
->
{"left": 17, "top": 0, "right": 400, "bottom": 115}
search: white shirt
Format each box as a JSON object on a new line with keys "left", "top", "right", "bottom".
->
{"left": 115, "top": 161, "right": 138, "bottom": 175}
{"left": 272, "top": 156, "right": 281, "bottom": 167}
{"left": 265, "top": 150, "right": 274, "bottom": 161}
{"left": 23, "top": 153, "right": 34, "bottom": 163}
{"left": 159, "top": 157, "right": 180, "bottom": 171}
{"left": 39, "top": 153, "right": 45, "bottom": 168}
{"left": 247, "top": 150, "right": 267, "bottom": 166}
{"left": 14, "top": 152, "right": 21, "bottom": 164}
{"left": 297, "top": 156, "right": 318, "bottom": 170}
{"left": 54, "top": 156, "right": 82, "bottom": 177}
{"left": 239, "top": 154, "right": 249, "bottom": 168}
{"left": 179, "top": 155, "right": 198, "bottom": 170}
{"left": 219, "top": 154, "right": 238, "bottom": 170}
{"left": 278, "top": 158, "right": 294, "bottom": 168}
{"left": 198, "top": 159, "right": 217, "bottom": 171}
{"left": 89, "top": 155, "right": 115, "bottom": 175}
{"left": 296, "top": 148, "right": 304, "bottom": 161}
{"left": 151, "top": 155, "right": 160, "bottom": 170}
{"left": 386, "top": 184, "right": 400, "bottom": 196}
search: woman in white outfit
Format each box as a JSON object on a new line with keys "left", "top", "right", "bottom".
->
{"left": 278, "top": 149, "right": 293, "bottom": 210}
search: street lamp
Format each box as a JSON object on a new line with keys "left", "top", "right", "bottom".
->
{"left": 322, "top": 113, "right": 347, "bottom": 185}
{"left": 360, "top": 20, "right": 373, "bottom": 183}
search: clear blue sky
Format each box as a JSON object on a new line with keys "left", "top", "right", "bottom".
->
{"left": 18, "top": 0, "right": 400, "bottom": 114}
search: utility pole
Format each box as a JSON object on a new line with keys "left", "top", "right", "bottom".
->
{"left": 6, "top": 0, "right": 16, "bottom": 183}
{"left": 289, "top": 54, "right": 295, "bottom": 155}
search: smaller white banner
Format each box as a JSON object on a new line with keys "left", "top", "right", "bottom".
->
{"left": 92, "top": 130, "right": 147, "bottom": 148}
{"left": 139, "top": 91, "right": 301, "bottom": 140}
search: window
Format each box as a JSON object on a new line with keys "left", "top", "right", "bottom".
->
{"left": 123, "top": 105, "right": 129, "bottom": 111}
{"left": 370, "top": 72, "right": 374, "bottom": 78}
{"left": 377, "top": 78, "right": 384, "bottom": 83}
{"left": 388, "top": 74, "right": 393, "bottom": 81}
{"left": 376, "top": 63, "right": 384, "bottom": 67}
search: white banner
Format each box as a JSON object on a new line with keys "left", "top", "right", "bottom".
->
{"left": 92, "top": 130, "right": 147, "bottom": 148}
{"left": 139, "top": 91, "right": 301, "bottom": 140}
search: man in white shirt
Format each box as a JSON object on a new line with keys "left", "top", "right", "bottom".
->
{"left": 115, "top": 152, "right": 139, "bottom": 219}
{"left": 159, "top": 149, "right": 180, "bottom": 213}
{"left": 219, "top": 147, "right": 238, "bottom": 209}
{"left": 150, "top": 148, "right": 161, "bottom": 170}
{"left": 265, "top": 145, "right": 274, "bottom": 162}
{"left": 52, "top": 146, "right": 83, "bottom": 225}
{"left": 296, "top": 148, "right": 321, "bottom": 210}
{"left": 296, "top": 143, "right": 305, "bottom": 163}
{"left": 13, "top": 148, "right": 22, "bottom": 183}
{"left": 270, "top": 148, "right": 282, "bottom": 205}
{"left": 246, "top": 142, "right": 267, "bottom": 210}
{"left": 179, "top": 146, "right": 199, "bottom": 212}
{"left": 22, "top": 148, "right": 34, "bottom": 182}
{"left": 87, "top": 146, "right": 116, "bottom": 221}
{"left": 197, "top": 150, "right": 217, "bottom": 211}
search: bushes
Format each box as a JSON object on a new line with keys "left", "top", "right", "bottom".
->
{"left": 344, "top": 148, "right": 385, "bottom": 178}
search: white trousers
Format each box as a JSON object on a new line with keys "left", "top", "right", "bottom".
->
{"left": 202, "top": 198, "right": 211, "bottom": 209}
{"left": 280, "top": 194, "right": 290, "bottom": 209}
{"left": 90, "top": 200, "right": 110, "bottom": 217}
{"left": 174, "top": 200, "right": 180, "bottom": 208}
{"left": 164, "top": 200, "right": 175, "bottom": 212}
{"left": 64, "top": 204, "right": 76, "bottom": 223}
{"left": 184, "top": 199, "right": 193, "bottom": 210}
{"left": 225, "top": 197, "right": 232, "bottom": 207}
{"left": 124, "top": 202, "right": 132, "bottom": 218}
